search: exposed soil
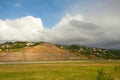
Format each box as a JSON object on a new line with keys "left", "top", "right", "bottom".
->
{"left": 0, "top": 43, "right": 88, "bottom": 61}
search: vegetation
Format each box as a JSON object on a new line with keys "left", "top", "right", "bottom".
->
{"left": 0, "top": 61, "right": 119, "bottom": 80}
{"left": 56, "top": 44, "right": 120, "bottom": 59}
{"left": 0, "top": 41, "right": 43, "bottom": 51}
{"left": 0, "top": 42, "right": 120, "bottom": 59}
{"left": 96, "top": 69, "right": 113, "bottom": 80}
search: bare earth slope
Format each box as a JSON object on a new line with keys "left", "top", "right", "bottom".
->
{"left": 0, "top": 43, "right": 87, "bottom": 61}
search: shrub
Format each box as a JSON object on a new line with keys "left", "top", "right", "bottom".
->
{"left": 96, "top": 69, "right": 114, "bottom": 80}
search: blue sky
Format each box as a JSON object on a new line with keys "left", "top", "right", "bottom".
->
{"left": 0, "top": 0, "right": 120, "bottom": 49}
{"left": 0, "top": 0, "right": 98, "bottom": 28}
{"left": 0, "top": 0, "right": 78, "bottom": 28}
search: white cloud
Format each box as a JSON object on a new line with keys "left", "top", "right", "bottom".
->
{"left": 49, "top": 14, "right": 104, "bottom": 44}
{"left": 49, "top": 14, "right": 120, "bottom": 49}
{"left": 0, "top": 14, "right": 120, "bottom": 49}
{"left": 0, "top": 16, "right": 47, "bottom": 41}
{"left": 0, "top": 14, "right": 97, "bottom": 44}
{"left": 56, "top": 0, "right": 120, "bottom": 49}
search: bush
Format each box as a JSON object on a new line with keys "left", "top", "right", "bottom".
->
{"left": 114, "top": 66, "right": 120, "bottom": 73}
{"left": 96, "top": 69, "right": 114, "bottom": 80}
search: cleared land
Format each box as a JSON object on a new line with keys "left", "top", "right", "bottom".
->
{"left": 0, "top": 61, "right": 119, "bottom": 80}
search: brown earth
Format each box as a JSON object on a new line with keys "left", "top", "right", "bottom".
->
{"left": 0, "top": 43, "right": 88, "bottom": 61}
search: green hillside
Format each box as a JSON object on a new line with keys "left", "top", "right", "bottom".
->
{"left": 56, "top": 44, "right": 120, "bottom": 59}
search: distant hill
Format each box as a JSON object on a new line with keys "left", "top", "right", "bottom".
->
{"left": 0, "top": 41, "right": 119, "bottom": 61}
{"left": 56, "top": 44, "right": 120, "bottom": 59}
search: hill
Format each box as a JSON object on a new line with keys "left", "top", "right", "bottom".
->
{"left": 0, "top": 41, "right": 119, "bottom": 61}
{"left": 0, "top": 42, "right": 86, "bottom": 61}
{"left": 56, "top": 44, "right": 120, "bottom": 59}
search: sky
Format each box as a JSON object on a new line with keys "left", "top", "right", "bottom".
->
{"left": 0, "top": 0, "right": 120, "bottom": 49}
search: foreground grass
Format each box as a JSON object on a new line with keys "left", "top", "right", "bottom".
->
{"left": 0, "top": 61, "right": 119, "bottom": 80}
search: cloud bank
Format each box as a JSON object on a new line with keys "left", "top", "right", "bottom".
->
{"left": 0, "top": 14, "right": 120, "bottom": 49}
{"left": 0, "top": 16, "right": 46, "bottom": 41}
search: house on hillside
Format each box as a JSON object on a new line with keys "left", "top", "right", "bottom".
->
{"left": 26, "top": 43, "right": 33, "bottom": 47}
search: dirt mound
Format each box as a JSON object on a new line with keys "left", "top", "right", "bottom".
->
{"left": 0, "top": 43, "right": 86, "bottom": 61}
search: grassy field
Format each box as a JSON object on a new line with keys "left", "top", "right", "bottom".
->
{"left": 0, "top": 61, "right": 119, "bottom": 80}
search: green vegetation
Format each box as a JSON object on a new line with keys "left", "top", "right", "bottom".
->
{"left": 0, "top": 61, "right": 119, "bottom": 80}
{"left": 0, "top": 41, "right": 43, "bottom": 51}
{"left": 56, "top": 45, "right": 120, "bottom": 59}
{"left": 96, "top": 69, "right": 113, "bottom": 80}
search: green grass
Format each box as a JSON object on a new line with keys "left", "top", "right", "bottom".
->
{"left": 0, "top": 61, "right": 119, "bottom": 80}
